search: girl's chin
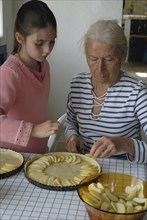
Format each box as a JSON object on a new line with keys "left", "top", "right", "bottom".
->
{"left": 37, "top": 57, "right": 47, "bottom": 62}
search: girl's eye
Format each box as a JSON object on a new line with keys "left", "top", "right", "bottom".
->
{"left": 50, "top": 40, "right": 55, "bottom": 46}
{"left": 35, "top": 42, "right": 44, "bottom": 47}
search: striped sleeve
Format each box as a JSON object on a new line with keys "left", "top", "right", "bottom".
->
{"left": 128, "top": 139, "right": 147, "bottom": 164}
{"left": 64, "top": 92, "right": 79, "bottom": 140}
{"left": 128, "top": 85, "right": 147, "bottom": 164}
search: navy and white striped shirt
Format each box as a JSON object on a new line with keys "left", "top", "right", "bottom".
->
{"left": 64, "top": 72, "right": 147, "bottom": 164}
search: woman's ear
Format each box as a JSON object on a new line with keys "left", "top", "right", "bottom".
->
{"left": 15, "top": 32, "right": 24, "bottom": 44}
{"left": 122, "top": 52, "right": 127, "bottom": 62}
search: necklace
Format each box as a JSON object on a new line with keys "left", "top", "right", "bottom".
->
{"left": 92, "top": 90, "right": 108, "bottom": 106}
{"left": 91, "top": 90, "right": 108, "bottom": 119}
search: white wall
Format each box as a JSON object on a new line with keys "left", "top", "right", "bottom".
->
{"left": 2, "top": 0, "right": 123, "bottom": 120}
{"left": 45, "top": 1, "right": 123, "bottom": 119}
{"left": 0, "top": 0, "right": 14, "bottom": 55}
{"left": 0, "top": 0, "right": 24, "bottom": 54}
{"left": 0, "top": 0, "right": 3, "bottom": 37}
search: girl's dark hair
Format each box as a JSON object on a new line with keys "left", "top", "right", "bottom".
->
{"left": 12, "top": 0, "right": 57, "bottom": 54}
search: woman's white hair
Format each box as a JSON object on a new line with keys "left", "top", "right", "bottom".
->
{"left": 84, "top": 20, "right": 127, "bottom": 56}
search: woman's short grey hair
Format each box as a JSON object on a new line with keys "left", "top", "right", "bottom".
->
{"left": 84, "top": 20, "right": 127, "bottom": 56}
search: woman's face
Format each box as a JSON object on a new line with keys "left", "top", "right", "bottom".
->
{"left": 86, "top": 40, "right": 124, "bottom": 85}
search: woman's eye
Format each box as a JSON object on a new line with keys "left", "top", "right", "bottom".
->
{"left": 90, "top": 60, "right": 97, "bottom": 63}
{"left": 104, "top": 57, "right": 114, "bottom": 62}
{"left": 89, "top": 57, "right": 97, "bottom": 62}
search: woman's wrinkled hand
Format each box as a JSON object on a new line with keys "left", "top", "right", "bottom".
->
{"left": 66, "top": 135, "right": 84, "bottom": 153}
{"left": 90, "top": 136, "right": 134, "bottom": 158}
{"left": 31, "top": 120, "right": 61, "bottom": 138}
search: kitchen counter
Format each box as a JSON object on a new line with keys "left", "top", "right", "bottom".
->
{"left": 123, "top": 14, "right": 147, "bottom": 20}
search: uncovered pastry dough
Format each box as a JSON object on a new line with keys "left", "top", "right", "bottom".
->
{"left": 0, "top": 148, "right": 23, "bottom": 174}
{"left": 25, "top": 152, "right": 101, "bottom": 187}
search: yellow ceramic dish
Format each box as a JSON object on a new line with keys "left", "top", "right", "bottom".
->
{"left": 77, "top": 172, "right": 147, "bottom": 220}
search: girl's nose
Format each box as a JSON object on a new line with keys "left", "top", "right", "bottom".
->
{"left": 44, "top": 45, "right": 50, "bottom": 55}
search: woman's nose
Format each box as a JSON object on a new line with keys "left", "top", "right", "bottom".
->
{"left": 97, "top": 59, "right": 104, "bottom": 72}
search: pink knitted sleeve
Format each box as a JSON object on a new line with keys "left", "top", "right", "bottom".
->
{"left": 14, "top": 120, "right": 33, "bottom": 146}
{"left": 0, "top": 112, "right": 33, "bottom": 147}
{"left": 0, "top": 64, "right": 33, "bottom": 148}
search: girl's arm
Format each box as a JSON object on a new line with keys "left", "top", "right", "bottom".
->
{"left": 0, "top": 68, "right": 33, "bottom": 148}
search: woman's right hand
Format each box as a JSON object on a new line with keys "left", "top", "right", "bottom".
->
{"left": 31, "top": 120, "right": 60, "bottom": 138}
{"left": 66, "top": 135, "right": 84, "bottom": 153}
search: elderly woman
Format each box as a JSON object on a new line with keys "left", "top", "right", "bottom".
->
{"left": 63, "top": 20, "right": 147, "bottom": 164}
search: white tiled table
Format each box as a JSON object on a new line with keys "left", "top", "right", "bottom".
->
{"left": 0, "top": 154, "right": 147, "bottom": 220}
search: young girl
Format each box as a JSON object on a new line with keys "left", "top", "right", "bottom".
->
{"left": 0, "top": 0, "right": 60, "bottom": 153}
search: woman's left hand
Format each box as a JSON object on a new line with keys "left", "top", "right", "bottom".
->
{"left": 90, "top": 136, "right": 135, "bottom": 158}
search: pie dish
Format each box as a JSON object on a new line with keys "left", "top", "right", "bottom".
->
{"left": 24, "top": 152, "right": 101, "bottom": 191}
{"left": 0, "top": 148, "right": 24, "bottom": 178}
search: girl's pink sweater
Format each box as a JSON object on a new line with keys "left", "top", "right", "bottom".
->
{"left": 0, "top": 55, "right": 50, "bottom": 153}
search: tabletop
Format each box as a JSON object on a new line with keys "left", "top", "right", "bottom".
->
{"left": 0, "top": 153, "right": 147, "bottom": 220}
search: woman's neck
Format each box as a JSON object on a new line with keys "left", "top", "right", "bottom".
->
{"left": 92, "top": 80, "right": 109, "bottom": 97}
{"left": 91, "top": 71, "right": 123, "bottom": 96}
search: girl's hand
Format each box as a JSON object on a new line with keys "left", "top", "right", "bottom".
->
{"left": 31, "top": 120, "right": 60, "bottom": 138}
{"left": 90, "top": 136, "right": 135, "bottom": 158}
{"left": 66, "top": 135, "right": 84, "bottom": 153}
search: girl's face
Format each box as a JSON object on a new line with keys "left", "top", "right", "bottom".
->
{"left": 86, "top": 40, "right": 125, "bottom": 85}
{"left": 17, "top": 25, "right": 56, "bottom": 65}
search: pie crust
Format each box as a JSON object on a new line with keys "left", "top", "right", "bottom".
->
{"left": 24, "top": 152, "right": 101, "bottom": 190}
{"left": 0, "top": 148, "right": 24, "bottom": 178}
